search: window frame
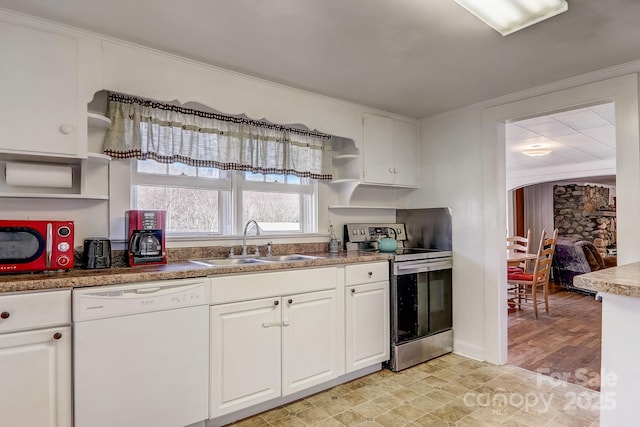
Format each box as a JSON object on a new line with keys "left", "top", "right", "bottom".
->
{"left": 131, "top": 160, "right": 318, "bottom": 237}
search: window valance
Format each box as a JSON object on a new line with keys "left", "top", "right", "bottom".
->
{"left": 103, "top": 93, "right": 333, "bottom": 180}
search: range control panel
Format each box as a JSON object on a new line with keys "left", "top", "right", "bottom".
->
{"left": 344, "top": 223, "right": 407, "bottom": 243}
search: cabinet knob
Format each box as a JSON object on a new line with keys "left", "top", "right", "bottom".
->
{"left": 53, "top": 332, "right": 62, "bottom": 340}
{"left": 388, "top": 168, "right": 393, "bottom": 173}
{"left": 0, "top": 311, "right": 9, "bottom": 319}
{"left": 351, "top": 288, "right": 356, "bottom": 294}
{"left": 368, "top": 271, "right": 373, "bottom": 277}
{"left": 393, "top": 168, "right": 398, "bottom": 174}
{"left": 274, "top": 300, "right": 279, "bottom": 306}
{"left": 288, "top": 299, "right": 293, "bottom": 304}
{"left": 59, "top": 124, "right": 74, "bottom": 135}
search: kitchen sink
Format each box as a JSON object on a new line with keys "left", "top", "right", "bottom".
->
{"left": 189, "top": 258, "right": 274, "bottom": 267}
{"left": 257, "top": 254, "right": 324, "bottom": 262}
{"left": 189, "top": 254, "right": 323, "bottom": 267}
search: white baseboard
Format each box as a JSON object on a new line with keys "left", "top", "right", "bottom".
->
{"left": 453, "top": 340, "right": 485, "bottom": 362}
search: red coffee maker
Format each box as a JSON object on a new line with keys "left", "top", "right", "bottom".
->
{"left": 126, "top": 210, "right": 167, "bottom": 266}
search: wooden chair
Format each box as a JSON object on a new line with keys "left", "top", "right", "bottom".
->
{"left": 507, "top": 229, "right": 531, "bottom": 271}
{"left": 507, "top": 228, "right": 558, "bottom": 319}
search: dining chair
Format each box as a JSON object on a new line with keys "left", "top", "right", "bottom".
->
{"left": 507, "top": 228, "right": 558, "bottom": 319}
{"left": 507, "top": 229, "right": 531, "bottom": 271}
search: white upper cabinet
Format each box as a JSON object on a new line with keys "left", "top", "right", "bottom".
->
{"left": 362, "top": 113, "right": 418, "bottom": 187}
{"left": 0, "top": 15, "right": 101, "bottom": 159}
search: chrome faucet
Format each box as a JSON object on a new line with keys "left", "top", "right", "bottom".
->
{"left": 241, "top": 219, "right": 261, "bottom": 255}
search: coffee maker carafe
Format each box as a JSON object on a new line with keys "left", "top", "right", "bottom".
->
{"left": 126, "top": 210, "right": 167, "bottom": 266}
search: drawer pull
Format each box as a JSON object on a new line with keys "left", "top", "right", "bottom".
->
{"left": 368, "top": 272, "right": 373, "bottom": 277}
{"left": 351, "top": 288, "right": 356, "bottom": 294}
{"left": 274, "top": 300, "right": 279, "bottom": 306}
{"left": 288, "top": 299, "right": 293, "bottom": 304}
{"left": 53, "top": 332, "right": 62, "bottom": 340}
{"left": 0, "top": 311, "right": 9, "bottom": 319}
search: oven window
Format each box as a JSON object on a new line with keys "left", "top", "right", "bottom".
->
{"left": 0, "top": 230, "right": 44, "bottom": 263}
{"left": 394, "top": 269, "right": 452, "bottom": 344}
{"left": 395, "top": 273, "right": 428, "bottom": 343}
{"left": 428, "top": 269, "right": 453, "bottom": 334}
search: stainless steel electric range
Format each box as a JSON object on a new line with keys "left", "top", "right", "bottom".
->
{"left": 344, "top": 222, "right": 453, "bottom": 371}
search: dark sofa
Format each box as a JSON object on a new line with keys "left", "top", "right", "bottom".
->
{"left": 552, "top": 237, "right": 617, "bottom": 294}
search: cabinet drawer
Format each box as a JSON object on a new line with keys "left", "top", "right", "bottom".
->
{"left": 0, "top": 290, "right": 71, "bottom": 333}
{"left": 210, "top": 267, "right": 338, "bottom": 304}
{"left": 345, "top": 262, "right": 389, "bottom": 286}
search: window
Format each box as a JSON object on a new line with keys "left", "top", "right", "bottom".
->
{"left": 133, "top": 160, "right": 317, "bottom": 236}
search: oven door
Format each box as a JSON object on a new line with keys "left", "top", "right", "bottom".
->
{"left": 391, "top": 265, "right": 452, "bottom": 345}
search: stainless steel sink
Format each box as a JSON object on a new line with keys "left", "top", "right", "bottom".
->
{"left": 189, "top": 254, "right": 323, "bottom": 267}
{"left": 189, "top": 258, "right": 273, "bottom": 267}
{"left": 257, "top": 254, "right": 324, "bottom": 262}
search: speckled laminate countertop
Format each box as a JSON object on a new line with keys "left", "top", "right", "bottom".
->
{"left": 0, "top": 252, "right": 393, "bottom": 294}
{"left": 573, "top": 261, "right": 640, "bottom": 297}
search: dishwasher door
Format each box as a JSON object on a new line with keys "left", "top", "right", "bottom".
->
{"left": 73, "top": 279, "right": 209, "bottom": 427}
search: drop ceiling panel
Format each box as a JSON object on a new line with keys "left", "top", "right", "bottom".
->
{"left": 580, "top": 126, "right": 616, "bottom": 147}
{"left": 506, "top": 103, "right": 616, "bottom": 173}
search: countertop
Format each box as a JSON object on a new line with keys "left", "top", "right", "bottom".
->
{"left": 0, "top": 251, "right": 393, "bottom": 294}
{"left": 573, "top": 261, "right": 640, "bottom": 297}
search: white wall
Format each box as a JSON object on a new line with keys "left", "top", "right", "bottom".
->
{"left": 412, "top": 108, "right": 487, "bottom": 358}
{"left": 418, "top": 71, "right": 640, "bottom": 363}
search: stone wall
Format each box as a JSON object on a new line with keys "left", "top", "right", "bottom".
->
{"left": 553, "top": 184, "right": 616, "bottom": 252}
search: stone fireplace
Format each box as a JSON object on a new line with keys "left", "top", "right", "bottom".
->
{"left": 553, "top": 184, "right": 616, "bottom": 257}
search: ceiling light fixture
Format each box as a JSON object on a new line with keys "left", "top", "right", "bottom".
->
{"left": 522, "top": 149, "right": 552, "bottom": 157}
{"left": 453, "top": 0, "right": 568, "bottom": 36}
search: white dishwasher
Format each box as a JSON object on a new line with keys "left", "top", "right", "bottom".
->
{"left": 73, "top": 278, "right": 209, "bottom": 427}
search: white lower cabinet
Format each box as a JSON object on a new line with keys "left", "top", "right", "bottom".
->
{"left": 210, "top": 298, "right": 282, "bottom": 417}
{"left": 345, "top": 262, "right": 390, "bottom": 373}
{"left": 346, "top": 281, "right": 390, "bottom": 372}
{"left": 0, "top": 290, "right": 72, "bottom": 427}
{"left": 0, "top": 327, "right": 72, "bottom": 427}
{"left": 281, "top": 289, "right": 339, "bottom": 396}
{"left": 209, "top": 268, "right": 341, "bottom": 419}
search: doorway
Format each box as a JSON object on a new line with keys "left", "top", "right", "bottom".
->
{"left": 480, "top": 74, "right": 640, "bottom": 366}
{"left": 504, "top": 104, "right": 616, "bottom": 390}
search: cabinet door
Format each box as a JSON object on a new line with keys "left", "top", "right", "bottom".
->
{"left": 346, "top": 282, "right": 390, "bottom": 372}
{"left": 210, "top": 298, "right": 282, "bottom": 418}
{"left": 282, "top": 289, "right": 340, "bottom": 396}
{"left": 0, "top": 21, "right": 79, "bottom": 156}
{"left": 393, "top": 119, "right": 418, "bottom": 187}
{"left": 0, "top": 326, "right": 72, "bottom": 427}
{"left": 362, "top": 113, "right": 394, "bottom": 185}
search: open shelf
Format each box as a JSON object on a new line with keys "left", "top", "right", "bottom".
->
{"left": 330, "top": 178, "right": 359, "bottom": 184}
{"left": 0, "top": 193, "right": 109, "bottom": 200}
{"left": 328, "top": 205, "right": 397, "bottom": 210}
{"left": 333, "top": 153, "right": 359, "bottom": 160}
{"left": 87, "top": 112, "right": 111, "bottom": 129}
{"left": 87, "top": 152, "right": 111, "bottom": 163}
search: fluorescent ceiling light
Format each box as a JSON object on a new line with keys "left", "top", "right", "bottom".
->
{"left": 454, "top": 0, "right": 568, "bottom": 36}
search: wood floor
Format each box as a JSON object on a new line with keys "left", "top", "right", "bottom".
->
{"left": 508, "top": 283, "right": 602, "bottom": 391}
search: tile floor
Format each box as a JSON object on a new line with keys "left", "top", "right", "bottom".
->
{"left": 229, "top": 354, "right": 600, "bottom": 426}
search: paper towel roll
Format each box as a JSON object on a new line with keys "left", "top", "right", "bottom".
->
{"left": 5, "top": 162, "right": 73, "bottom": 188}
